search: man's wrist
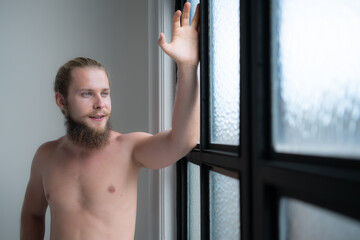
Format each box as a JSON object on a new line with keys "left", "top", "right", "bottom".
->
{"left": 177, "top": 62, "right": 199, "bottom": 73}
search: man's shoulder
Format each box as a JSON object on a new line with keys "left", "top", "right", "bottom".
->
{"left": 111, "top": 131, "right": 154, "bottom": 153}
{"left": 35, "top": 137, "right": 64, "bottom": 158}
{"left": 30, "top": 137, "right": 64, "bottom": 171}
{"left": 113, "top": 131, "right": 153, "bottom": 143}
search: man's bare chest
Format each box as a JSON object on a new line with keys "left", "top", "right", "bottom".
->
{"left": 42, "top": 152, "right": 139, "bottom": 212}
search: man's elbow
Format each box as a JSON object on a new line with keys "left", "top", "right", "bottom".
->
{"left": 171, "top": 132, "right": 198, "bottom": 151}
{"left": 20, "top": 213, "right": 46, "bottom": 240}
{"left": 21, "top": 211, "right": 46, "bottom": 225}
{"left": 189, "top": 130, "right": 199, "bottom": 149}
{"left": 188, "top": 136, "right": 198, "bottom": 150}
{"left": 179, "top": 135, "right": 198, "bottom": 155}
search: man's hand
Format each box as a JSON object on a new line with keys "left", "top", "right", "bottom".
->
{"left": 158, "top": 2, "right": 200, "bottom": 68}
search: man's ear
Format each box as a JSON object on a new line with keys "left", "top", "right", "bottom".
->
{"left": 55, "top": 92, "right": 67, "bottom": 114}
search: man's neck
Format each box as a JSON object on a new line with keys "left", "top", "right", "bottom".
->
{"left": 61, "top": 134, "right": 109, "bottom": 158}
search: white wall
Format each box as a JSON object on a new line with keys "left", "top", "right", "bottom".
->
{"left": 0, "top": 0, "right": 150, "bottom": 239}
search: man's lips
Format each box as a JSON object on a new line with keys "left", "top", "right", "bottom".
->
{"left": 89, "top": 114, "right": 106, "bottom": 121}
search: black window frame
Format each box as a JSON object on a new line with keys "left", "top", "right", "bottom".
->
{"left": 176, "top": 1, "right": 360, "bottom": 240}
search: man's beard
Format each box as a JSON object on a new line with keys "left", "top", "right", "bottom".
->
{"left": 65, "top": 114, "right": 112, "bottom": 150}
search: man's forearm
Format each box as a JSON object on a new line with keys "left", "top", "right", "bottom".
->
{"left": 21, "top": 215, "right": 45, "bottom": 240}
{"left": 170, "top": 63, "right": 200, "bottom": 152}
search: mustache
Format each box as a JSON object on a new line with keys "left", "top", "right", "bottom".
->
{"left": 86, "top": 111, "right": 111, "bottom": 117}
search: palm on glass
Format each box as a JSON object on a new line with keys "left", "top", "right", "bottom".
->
{"left": 158, "top": 3, "right": 200, "bottom": 68}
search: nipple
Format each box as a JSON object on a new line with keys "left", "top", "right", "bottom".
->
{"left": 108, "top": 185, "right": 116, "bottom": 193}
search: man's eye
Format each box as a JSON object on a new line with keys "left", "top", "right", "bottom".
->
{"left": 81, "top": 92, "right": 92, "bottom": 97}
{"left": 102, "top": 92, "right": 110, "bottom": 96}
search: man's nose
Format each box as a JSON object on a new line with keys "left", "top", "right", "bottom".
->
{"left": 93, "top": 94, "right": 105, "bottom": 109}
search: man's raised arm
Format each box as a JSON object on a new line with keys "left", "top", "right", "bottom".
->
{"left": 133, "top": 3, "right": 200, "bottom": 169}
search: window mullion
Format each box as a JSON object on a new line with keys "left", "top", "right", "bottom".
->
{"left": 200, "top": 0, "right": 210, "bottom": 151}
{"left": 176, "top": 159, "right": 188, "bottom": 240}
{"left": 200, "top": 164, "right": 210, "bottom": 240}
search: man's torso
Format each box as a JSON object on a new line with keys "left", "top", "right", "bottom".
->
{"left": 40, "top": 132, "right": 141, "bottom": 240}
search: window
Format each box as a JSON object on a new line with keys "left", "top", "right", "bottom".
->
{"left": 176, "top": 0, "right": 360, "bottom": 240}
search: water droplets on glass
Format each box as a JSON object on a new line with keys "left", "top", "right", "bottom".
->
{"left": 272, "top": 0, "right": 360, "bottom": 157}
{"left": 210, "top": 0, "right": 240, "bottom": 145}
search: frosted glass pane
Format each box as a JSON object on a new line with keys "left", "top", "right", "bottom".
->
{"left": 271, "top": 0, "right": 360, "bottom": 158}
{"left": 187, "top": 163, "right": 200, "bottom": 240}
{"left": 209, "top": 171, "right": 240, "bottom": 240}
{"left": 210, "top": 0, "right": 240, "bottom": 145}
{"left": 280, "top": 198, "right": 360, "bottom": 240}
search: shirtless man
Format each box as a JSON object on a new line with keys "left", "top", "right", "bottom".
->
{"left": 20, "top": 3, "right": 199, "bottom": 240}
